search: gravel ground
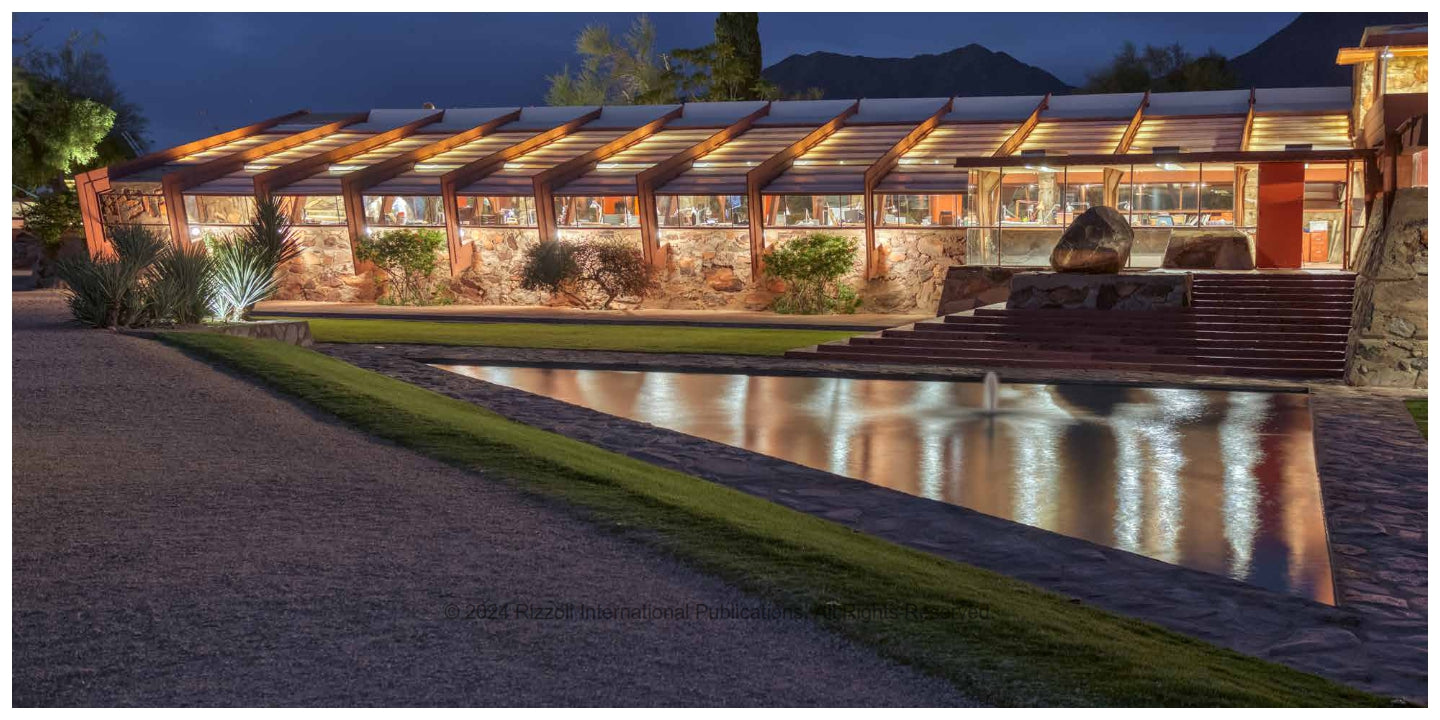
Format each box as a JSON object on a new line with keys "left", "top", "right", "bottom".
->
{"left": 11, "top": 291, "right": 974, "bottom": 707}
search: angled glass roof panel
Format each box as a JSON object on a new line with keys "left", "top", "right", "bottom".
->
{"left": 1128, "top": 116, "right": 1246, "bottom": 153}
{"left": 1145, "top": 89, "right": 1251, "bottom": 117}
{"left": 764, "top": 125, "right": 914, "bottom": 194}
{"left": 1018, "top": 119, "right": 1129, "bottom": 155}
{"left": 1246, "top": 115, "right": 1351, "bottom": 151}
{"left": 424, "top": 107, "right": 522, "bottom": 133}
{"left": 367, "top": 131, "right": 542, "bottom": 195}
{"left": 186, "top": 132, "right": 367, "bottom": 195}
{"left": 664, "top": 100, "right": 768, "bottom": 128}
{"left": 850, "top": 97, "right": 949, "bottom": 124}
{"left": 753, "top": 99, "right": 855, "bottom": 126}
{"left": 120, "top": 132, "right": 295, "bottom": 182}
{"left": 276, "top": 135, "right": 439, "bottom": 195}
{"left": 1041, "top": 92, "right": 1146, "bottom": 120}
{"left": 556, "top": 129, "right": 719, "bottom": 195}
{"left": 268, "top": 111, "right": 361, "bottom": 132}
{"left": 657, "top": 127, "right": 812, "bottom": 195}
{"left": 1253, "top": 87, "right": 1351, "bottom": 115}
{"left": 459, "top": 130, "right": 628, "bottom": 194}
{"left": 876, "top": 121, "right": 1020, "bottom": 192}
{"left": 943, "top": 95, "right": 1044, "bottom": 123}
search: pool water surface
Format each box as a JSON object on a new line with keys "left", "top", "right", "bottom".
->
{"left": 435, "top": 364, "right": 1334, "bottom": 603}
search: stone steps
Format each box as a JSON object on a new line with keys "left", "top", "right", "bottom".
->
{"left": 788, "top": 271, "right": 1357, "bottom": 380}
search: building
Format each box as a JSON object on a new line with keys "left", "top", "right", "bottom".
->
{"left": 74, "top": 52, "right": 1420, "bottom": 312}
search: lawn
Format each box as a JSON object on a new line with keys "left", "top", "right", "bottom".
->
{"left": 1406, "top": 398, "right": 1426, "bottom": 437}
{"left": 275, "top": 317, "right": 858, "bottom": 356}
{"left": 159, "top": 331, "right": 1384, "bottom": 707}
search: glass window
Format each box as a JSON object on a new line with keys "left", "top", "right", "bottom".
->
{"left": 555, "top": 196, "right": 639, "bottom": 227}
{"left": 363, "top": 195, "right": 445, "bottom": 226}
{"left": 1130, "top": 164, "right": 1201, "bottom": 227}
{"left": 1302, "top": 162, "right": 1348, "bottom": 266}
{"left": 1058, "top": 166, "right": 1127, "bottom": 225}
{"left": 457, "top": 195, "right": 536, "bottom": 227}
{"left": 876, "top": 195, "right": 963, "bottom": 227}
{"left": 1197, "top": 164, "right": 1236, "bottom": 226}
{"left": 280, "top": 195, "right": 346, "bottom": 226}
{"left": 998, "top": 168, "right": 1063, "bottom": 226}
{"left": 656, "top": 195, "right": 747, "bottom": 227}
{"left": 763, "top": 195, "right": 864, "bottom": 227}
{"left": 184, "top": 195, "right": 254, "bottom": 226}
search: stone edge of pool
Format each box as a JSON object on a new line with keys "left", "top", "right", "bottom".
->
{"left": 323, "top": 342, "right": 1428, "bottom": 702}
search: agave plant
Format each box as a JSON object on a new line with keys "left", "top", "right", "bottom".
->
{"left": 146, "top": 240, "right": 216, "bottom": 325}
{"left": 54, "top": 225, "right": 167, "bottom": 328}
{"left": 209, "top": 195, "right": 302, "bottom": 322}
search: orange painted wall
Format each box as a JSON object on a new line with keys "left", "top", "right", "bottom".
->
{"left": 1256, "top": 162, "right": 1305, "bottom": 269}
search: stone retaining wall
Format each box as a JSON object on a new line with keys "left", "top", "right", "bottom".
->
{"left": 1346, "top": 188, "right": 1428, "bottom": 388}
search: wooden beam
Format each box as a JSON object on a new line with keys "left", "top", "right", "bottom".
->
{"left": 1114, "top": 90, "right": 1151, "bottom": 154}
{"left": 72, "top": 168, "right": 112, "bottom": 257}
{"left": 103, "top": 109, "right": 309, "bottom": 181}
{"left": 994, "top": 93, "right": 1050, "bottom": 157}
{"left": 533, "top": 106, "right": 685, "bottom": 243}
{"left": 160, "top": 113, "right": 368, "bottom": 243}
{"left": 635, "top": 102, "right": 772, "bottom": 266}
{"left": 254, "top": 111, "right": 443, "bottom": 198}
{"left": 862, "top": 98, "right": 954, "bottom": 279}
{"left": 1240, "top": 88, "right": 1257, "bottom": 151}
{"left": 438, "top": 108, "right": 602, "bottom": 277}
{"left": 745, "top": 100, "right": 860, "bottom": 281}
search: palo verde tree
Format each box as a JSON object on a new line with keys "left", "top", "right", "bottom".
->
{"left": 545, "top": 15, "right": 679, "bottom": 106}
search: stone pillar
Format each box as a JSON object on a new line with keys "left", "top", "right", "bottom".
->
{"left": 1346, "top": 187, "right": 1428, "bottom": 388}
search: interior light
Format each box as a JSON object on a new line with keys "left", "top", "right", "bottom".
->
{"left": 1156, "top": 162, "right": 1185, "bottom": 171}
{"left": 413, "top": 163, "right": 455, "bottom": 172}
{"left": 328, "top": 164, "right": 363, "bottom": 174}
{"left": 243, "top": 163, "right": 276, "bottom": 173}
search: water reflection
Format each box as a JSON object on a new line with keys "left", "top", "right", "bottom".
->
{"left": 435, "top": 365, "right": 1334, "bottom": 604}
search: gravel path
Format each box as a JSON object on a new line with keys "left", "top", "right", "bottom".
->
{"left": 11, "top": 291, "right": 974, "bottom": 707}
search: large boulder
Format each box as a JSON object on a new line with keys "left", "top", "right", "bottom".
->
{"left": 935, "top": 266, "right": 1015, "bottom": 315}
{"left": 1049, "top": 207, "right": 1133, "bottom": 273}
{"left": 1161, "top": 229, "right": 1255, "bottom": 270}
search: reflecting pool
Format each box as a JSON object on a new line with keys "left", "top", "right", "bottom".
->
{"left": 434, "top": 364, "right": 1334, "bottom": 603}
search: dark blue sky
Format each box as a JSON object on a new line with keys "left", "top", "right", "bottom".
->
{"left": 14, "top": 12, "right": 1299, "bottom": 150}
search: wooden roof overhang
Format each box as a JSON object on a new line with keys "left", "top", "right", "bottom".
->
{"left": 158, "top": 113, "right": 368, "bottom": 243}
{"left": 74, "top": 110, "right": 311, "bottom": 252}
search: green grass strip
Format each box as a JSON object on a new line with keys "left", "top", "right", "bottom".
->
{"left": 159, "top": 331, "right": 1384, "bottom": 707}
{"left": 268, "top": 317, "right": 857, "bottom": 356}
{"left": 1406, "top": 398, "right": 1427, "bottom": 437}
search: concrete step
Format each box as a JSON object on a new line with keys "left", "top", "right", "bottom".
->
{"left": 857, "top": 335, "right": 1347, "bottom": 359}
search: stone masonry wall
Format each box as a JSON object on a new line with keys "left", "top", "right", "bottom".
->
{"left": 274, "top": 226, "right": 378, "bottom": 302}
{"left": 1346, "top": 187, "right": 1428, "bottom": 388}
{"left": 453, "top": 227, "right": 548, "bottom": 305}
{"left": 653, "top": 228, "right": 758, "bottom": 310}
{"left": 762, "top": 228, "right": 965, "bottom": 312}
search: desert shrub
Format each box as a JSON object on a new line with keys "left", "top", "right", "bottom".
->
{"left": 574, "top": 239, "right": 654, "bottom": 309}
{"left": 19, "top": 189, "right": 81, "bottom": 250}
{"left": 764, "top": 233, "right": 859, "bottom": 314}
{"left": 355, "top": 228, "right": 446, "bottom": 306}
{"left": 519, "top": 239, "right": 580, "bottom": 297}
{"left": 20, "top": 189, "right": 84, "bottom": 286}
{"left": 146, "top": 241, "right": 215, "bottom": 325}
{"left": 209, "top": 195, "right": 301, "bottom": 322}
{"left": 54, "top": 224, "right": 166, "bottom": 328}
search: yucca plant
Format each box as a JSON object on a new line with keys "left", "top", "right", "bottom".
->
{"left": 146, "top": 241, "right": 216, "bottom": 325}
{"left": 54, "top": 225, "right": 167, "bottom": 328}
{"left": 209, "top": 195, "right": 302, "bottom": 322}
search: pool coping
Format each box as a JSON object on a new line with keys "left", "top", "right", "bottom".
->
{"left": 321, "top": 343, "right": 1427, "bottom": 702}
